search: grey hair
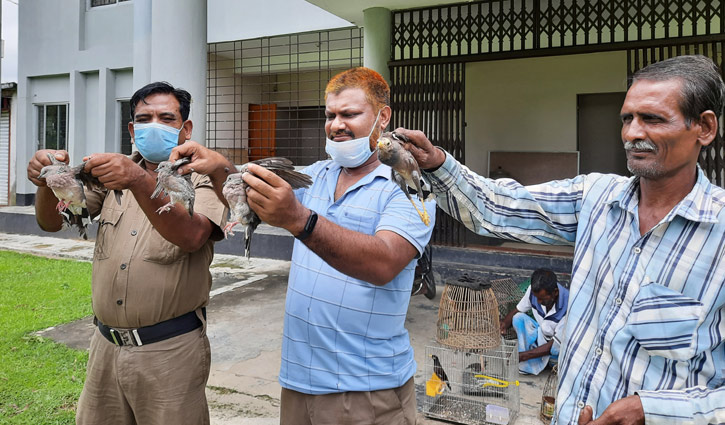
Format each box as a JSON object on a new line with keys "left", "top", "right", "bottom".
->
{"left": 632, "top": 55, "right": 724, "bottom": 128}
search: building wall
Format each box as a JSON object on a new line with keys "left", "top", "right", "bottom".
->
{"left": 465, "top": 51, "right": 628, "bottom": 177}
{"left": 16, "top": 0, "right": 134, "bottom": 202}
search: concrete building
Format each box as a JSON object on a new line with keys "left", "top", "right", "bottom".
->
{"left": 11, "top": 0, "right": 725, "bottom": 253}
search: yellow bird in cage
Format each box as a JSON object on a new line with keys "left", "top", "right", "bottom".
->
{"left": 474, "top": 374, "right": 520, "bottom": 388}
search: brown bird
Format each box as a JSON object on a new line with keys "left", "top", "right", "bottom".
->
{"left": 377, "top": 131, "right": 431, "bottom": 225}
{"left": 222, "top": 157, "right": 312, "bottom": 258}
{"left": 151, "top": 157, "right": 195, "bottom": 216}
{"left": 37, "top": 153, "right": 121, "bottom": 239}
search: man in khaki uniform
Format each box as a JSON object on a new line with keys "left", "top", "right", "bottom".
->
{"left": 27, "top": 82, "right": 227, "bottom": 425}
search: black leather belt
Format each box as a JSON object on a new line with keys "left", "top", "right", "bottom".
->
{"left": 96, "top": 308, "right": 206, "bottom": 347}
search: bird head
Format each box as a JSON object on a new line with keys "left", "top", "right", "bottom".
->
{"left": 223, "top": 172, "right": 244, "bottom": 187}
{"left": 377, "top": 133, "right": 394, "bottom": 152}
{"left": 155, "top": 160, "right": 174, "bottom": 174}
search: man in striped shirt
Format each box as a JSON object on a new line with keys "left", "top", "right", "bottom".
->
{"left": 397, "top": 55, "right": 725, "bottom": 424}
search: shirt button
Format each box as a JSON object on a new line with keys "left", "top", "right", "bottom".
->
{"left": 633, "top": 247, "right": 642, "bottom": 254}
{"left": 131, "top": 230, "right": 137, "bottom": 236}
{"left": 116, "top": 299, "right": 123, "bottom": 305}
{"left": 595, "top": 348, "right": 603, "bottom": 356}
{"left": 120, "top": 263, "right": 127, "bottom": 270}
{"left": 577, "top": 401, "right": 585, "bottom": 409}
{"left": 615, "top": 298, "right": 623, "bottom": 305}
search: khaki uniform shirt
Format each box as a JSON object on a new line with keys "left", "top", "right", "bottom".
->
{"left": 86, "top": 153, "right": 227, "bottom": 328}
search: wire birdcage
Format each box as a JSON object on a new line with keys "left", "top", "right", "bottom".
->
{"left": 423, "top": 343, "right": 520, "bottom": 425}
{"left": 437, "top": 275, "right": 501, "bottom": 350}
{"left": 489, "top": 278, "right": 529, "bottom": 340}
{"left": 540, "top": 364, "right": 558, "bottom": 422}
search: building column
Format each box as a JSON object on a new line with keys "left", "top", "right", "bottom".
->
{"left": 132, "top": 0, "right": 207, "bottom": 144}
{"left": 363, "top": 7, "right": 392, "bottom": 83}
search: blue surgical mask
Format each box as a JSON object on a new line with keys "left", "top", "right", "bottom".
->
{"left": 325, "top": 109, "right": 382, "bottom": 168}
{"left": 132, "top": 122, "right": 183, "bottom": 163}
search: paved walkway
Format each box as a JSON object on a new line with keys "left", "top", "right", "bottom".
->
{"left": 0, "top": 232, "right": 549, "bottom": 424}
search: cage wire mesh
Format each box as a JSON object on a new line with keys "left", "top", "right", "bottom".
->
{"left": 423, "top": 343, "right": 520, "bottom": 425}
{"left": 489, "top": 278, "right": 529, "bottom": 340}
{"left": 540, "top": 364, "right": 558, "bottom": 422}
{"left": 437, "top": 275, "right": 502, "bottom": 350}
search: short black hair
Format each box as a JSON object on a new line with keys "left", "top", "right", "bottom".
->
{"left": 633, "top": 55, "right": 725, "bottom": 128}
{"left": 130, "top": 81, "right": 192, "bottom": 121}
{"left": 530, "top": 268, "right": 558, "bottom": 294}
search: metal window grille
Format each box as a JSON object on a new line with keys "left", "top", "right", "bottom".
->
{"left": 36, "top": 104, "right": 68, "bottom": 151}
{"left": 392, "top": 0, "right": 725, "bottom": 63}
{"left": 119, "top": 100, "right": 132, "bottom": 155}
{"left": 207, "top": 28, "right": 363, "bottom": 166}
{"left": 91, "top": 0, "right": 130, "bottom": 7}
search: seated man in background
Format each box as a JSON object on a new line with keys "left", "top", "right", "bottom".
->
{"left": 500, "top": 268, "right": 568, "bottom": 375}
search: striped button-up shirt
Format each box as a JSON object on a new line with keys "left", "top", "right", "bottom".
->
{"left": 425, "top": 152, "right": 725, "bottom": 424}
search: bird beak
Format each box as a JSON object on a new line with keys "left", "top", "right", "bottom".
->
{"left": 37, "top": 169, "right": 48, "bottom": 179}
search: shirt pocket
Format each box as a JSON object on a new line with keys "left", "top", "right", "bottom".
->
{"left": 142, "top": 226, "right": 186, "bottom": 265}
{"left": 94, "top": 207, "right": 123, "bottom": 260}
{"left": 337, "top": 207, "right": 377, "bottom": 235}
{"left": 627, "top": 282, "right": 704, "bottom": 361}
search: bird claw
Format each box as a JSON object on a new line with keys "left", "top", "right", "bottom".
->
{"left": 56, "top": 201, "right": 68, "bottom": 212}
{"left": 223, "top": 222, "right": 238, "bottom": 238}
{"left": 155, "top": 204, "right": 173, "bottom": 214}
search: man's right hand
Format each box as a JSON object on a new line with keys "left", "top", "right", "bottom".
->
{"left": 27, "top": 149, "right": 68, "bottom": 187}
{"left": 169, "top": 141, "right": 236, "bottom": 176}
{"left": 393, "top": 128, "right": 446, "bottom": 170}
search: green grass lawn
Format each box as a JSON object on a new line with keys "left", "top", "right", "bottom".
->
{"left": 0, "top": 251, "right": 92, "bottom": 424}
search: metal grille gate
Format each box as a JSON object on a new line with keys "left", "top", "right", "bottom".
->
{"left": 390, "top": 63, "right": 467, "bottom": 246}
{"left": 627, "top": 41, "right": 725, "bottom": 186}
{"left": 207, "top": 28, "right": 363, "bottom": 166}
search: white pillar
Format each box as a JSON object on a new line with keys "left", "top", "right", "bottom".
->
{"left": 143, "top": 0, "right": 207, "bottom": 144}
{"left": 132, "top": 0, "right": 152, "bottom": 91}
{"left": 363, "top": 7, "right": 392, "bottom": 83}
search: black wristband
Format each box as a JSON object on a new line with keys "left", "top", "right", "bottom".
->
{"left": 296, "top": 210, "right": 318, "bottom": 241}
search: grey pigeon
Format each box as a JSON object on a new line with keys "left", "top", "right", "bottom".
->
{"left": 377, "top": 131, "right": 432, "bottom": 225}
{"left": 151, "top": 157, "right": 194, "bottom": 216}
{"left": 222, "top": 157, "right": 313, "bottom": 258}
{"left": 37, "top": 153, "right": 122, "bottom": 239}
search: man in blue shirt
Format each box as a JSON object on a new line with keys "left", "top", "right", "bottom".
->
{"left": 396, "top": 55, "right": 725, "bottom": 424}
{"left": 171, "top": 67, "right": 435, "bottom": 424}
{"left": 500, "top": 268, "right": 568, "bottom": 375}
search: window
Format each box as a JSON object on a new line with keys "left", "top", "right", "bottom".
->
{"left": 119, "top": 100, "right": 132, "bottom": 155}
{"left": 36, "top": 104, "right": 68, "bottom": 151}
{"left": 90, "top": 0, "right": 130, "bottom": 7}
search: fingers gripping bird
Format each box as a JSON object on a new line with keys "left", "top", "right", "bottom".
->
{"left": 431, "top": 354, "right": 452, "bottom": 391}
{"left": 151, "top": 157, "right": 195, "bottom": 216}
{"left": 222, "top": 157, "right": 313, "bottom": 258}
{"left": 377, "top": 131, "right": 431, "bottom": 226}
{"left": 38, "top": 153, "right": 122, "bottom": 239}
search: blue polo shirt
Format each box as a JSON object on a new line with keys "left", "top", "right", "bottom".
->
{"left": 279, "top": 159, "right": 436, "bottom": 394}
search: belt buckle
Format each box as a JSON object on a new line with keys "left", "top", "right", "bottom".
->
{"left": 109, "top": 328, "right": 143, "bottom": 346}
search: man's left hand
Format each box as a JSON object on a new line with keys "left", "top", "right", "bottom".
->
{"left": 243, "top": 163, "right": 307, "bottom": 235}
{"left": 83, "top": 153, "right": 147, "bottom": 191}
{"left": 577, "top": 395, "right": 644, "bottom": 425}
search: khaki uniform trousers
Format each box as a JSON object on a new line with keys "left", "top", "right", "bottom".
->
{"left": 76, "top": 326, "right": 211, "bottom": 425}
{"left": 280, "top": 377, "right": 416, "bottom": 425}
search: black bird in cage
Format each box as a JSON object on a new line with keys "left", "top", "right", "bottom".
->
{"left": 431, "top": 354, "right": 452, "bottom": 390}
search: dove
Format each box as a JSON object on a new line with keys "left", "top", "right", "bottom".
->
{"left": 222, "top": 157, "right": 313, "bottom": 258}
{"left": 37, "top": 153, "right": 122, "bottom": 239}
{"left": 151, "top": 157, "right": 195, "bottom": 216}
{"left": 377, "top": 131, "right": 432, "bottom": 226}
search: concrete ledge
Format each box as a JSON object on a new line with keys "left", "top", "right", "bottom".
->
{"left": 1, "top": 206, "right": 573, "bottom": 282}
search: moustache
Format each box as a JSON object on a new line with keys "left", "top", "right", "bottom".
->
{"left": 329, "top": 130, "right": 355, "bottom": 140}
{"left": 624, "top": 140, "right": 657, "bottom": 152}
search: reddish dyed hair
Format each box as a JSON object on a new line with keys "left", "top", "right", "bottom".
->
{"left": 325, "top": 67, "right": 390, "bottom": 111}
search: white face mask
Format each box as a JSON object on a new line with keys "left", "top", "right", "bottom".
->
{"left": 325, "top": 109, "right": 382, "bottom": 168}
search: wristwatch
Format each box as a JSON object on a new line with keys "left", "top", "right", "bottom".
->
{"left": 296, "top": 210, "right": 318, "bottom": 241}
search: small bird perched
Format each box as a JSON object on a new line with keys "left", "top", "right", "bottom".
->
{"left": 377, "top": 131, "right": 432, "bottom": 226}
{"left": 151, "top": 157, "right": 195, "bottom": 216}
{"left": 222, "top": 157, "right": 313, "bottom": 258}
{"left": 37, "top": 153, "right": 122, "bottom": 239}
{"left": 431, "top": 354, "right": 452, "bottom": 391}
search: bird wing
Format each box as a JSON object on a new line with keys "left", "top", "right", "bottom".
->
{"left": 250, "top": 157, "right": 313, "bottom": 189}
{"left": 74, "top": 162, "right": 123, "bottom": 205}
